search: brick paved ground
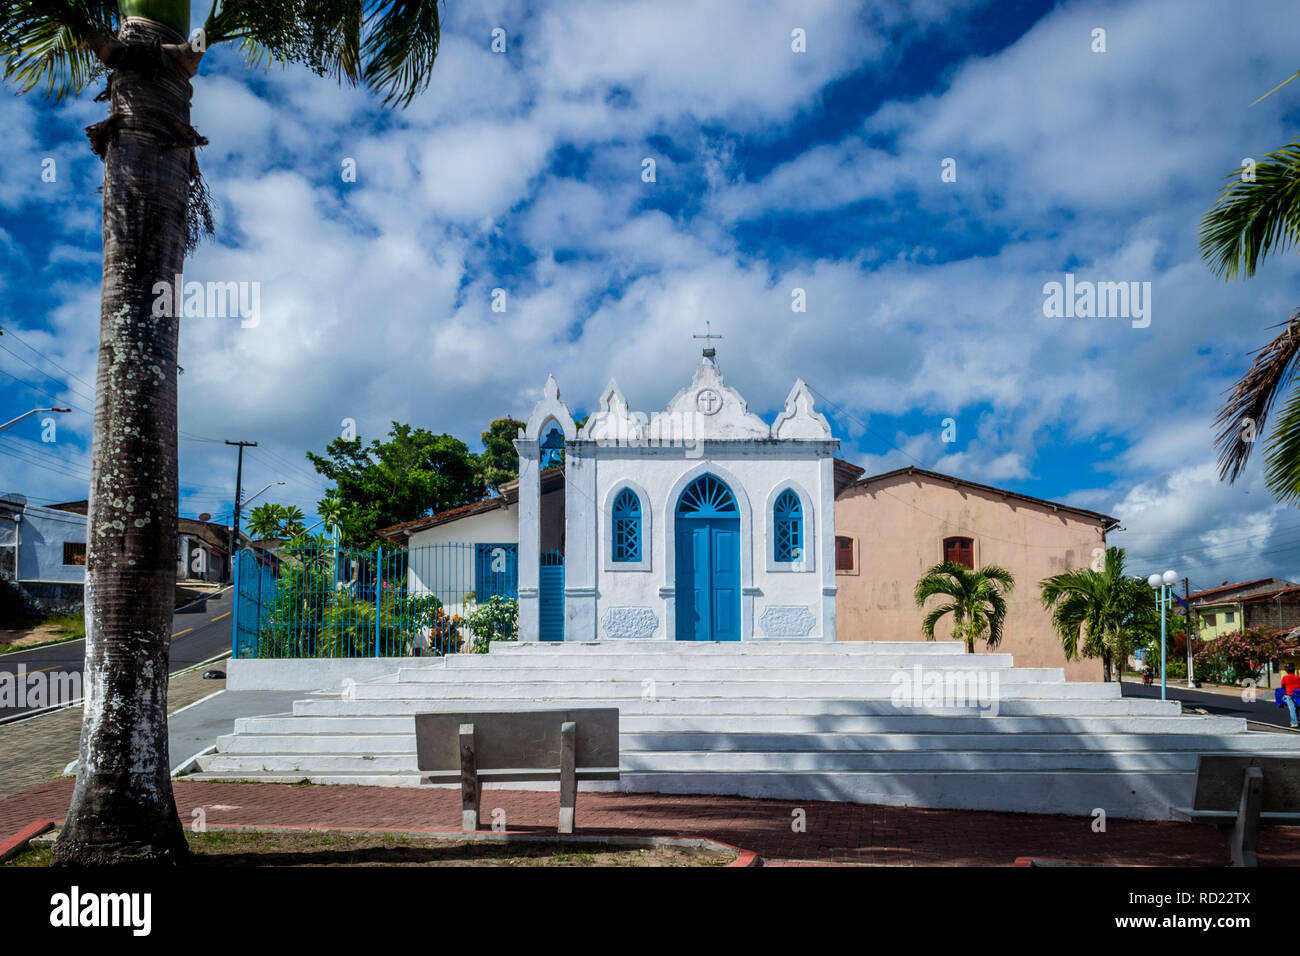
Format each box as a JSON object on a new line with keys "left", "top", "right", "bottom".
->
{"left": 0, "top": 667, "right": 224, "bottom": 801}
{"left": 4, "top": 778, "right": 1300, "bottom": 865}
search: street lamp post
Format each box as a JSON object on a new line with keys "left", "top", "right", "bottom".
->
{"left": 233, "top": 480, "right": 284, "bottom": 551}
{"left": 0, "top": 407, "right": 70, "bottom": 435}
{"left": 1148, "top": 569, "right": 1179, "bottom": 701}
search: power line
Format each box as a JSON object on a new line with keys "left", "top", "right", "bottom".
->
{"left": 0, "top": 342, "right": 96, "bottom": 405}
{"left": 0, "top": 324, "right": 94, "bottom": 390}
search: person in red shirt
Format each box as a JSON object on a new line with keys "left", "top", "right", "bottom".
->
{"left": 1281, "top": 665, "right": 1300, "bottom": 728}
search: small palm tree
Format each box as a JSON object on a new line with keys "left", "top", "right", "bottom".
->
{"left": 1039, "top": 546, "right": 1156, "bottom": 681}
{"left": 3, "top": 0, "right": 444, "bottom": 866}
{"left": 318, "top": 494, "right": 344, "bottom": 536}
{"left": 914, "top": 561, "right": 1015, "bottom": 654}
{"left": 246, "top": 502, "right": 287, "bottom": 540}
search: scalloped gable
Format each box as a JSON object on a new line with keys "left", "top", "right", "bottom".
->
{"left": 581, "top": 378, "right": 646, "bottom": 442}
{"left": 771, "top": 379, "right": 832, "bottom": 440}
{"left": 522, "top": 374, "right": 577, "bottom": 441}
{"left": 650, "top": 357, "right": 770, "bottom": 440}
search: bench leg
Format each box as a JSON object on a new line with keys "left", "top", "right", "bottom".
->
{"left": 459, "top": 723, "right": 481, "bottom": 832}
{"left": 559, "top": 721, "right": 576, "bottom": 834}
{"left": 1229, "top": 766, "right": 1263, "bottom": 867}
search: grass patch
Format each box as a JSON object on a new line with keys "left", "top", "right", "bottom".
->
{"left": 0, "top": 614, "right": 85, "bottom": 654}
{"left": 5, "top": 829, "right": 736, "bottom": 867}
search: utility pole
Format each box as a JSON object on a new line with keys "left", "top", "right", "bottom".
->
{"left": 1184, "top": 577, "right": 1194, "bottom": 688}
{"left": 225, "top": 440, "right": 257, "bottom": 581}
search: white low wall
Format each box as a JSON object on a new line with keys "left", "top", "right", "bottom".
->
{"left": 227, "top": 658, "right": 419, "bottom": 691}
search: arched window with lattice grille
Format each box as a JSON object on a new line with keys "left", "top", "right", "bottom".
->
{"left": 773, "top": 489, "right": 802, "bottom": 562}
{"left": 612, "top": 488, "right": 642, "bottom": 562}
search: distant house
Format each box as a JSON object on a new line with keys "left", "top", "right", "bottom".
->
{"left": 1189, "top": 578, "right": 1299, "bottom": 639}
{"left": 45, "top": 500, "right": 234, "bottom": 584}
{"left": 0, "top": 493, "right": 240, "bottom": 618}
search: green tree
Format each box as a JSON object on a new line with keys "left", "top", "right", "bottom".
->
{"left": 913, "top": 562, "right": 1016, "bottom": 654}
{"left": 246, "top": 502, "right": 306, "bottom": 540}
{"left": 477, "top": 417, "right": 525, "bottom": 490}
{"left": 2, "top": 0, "right": 444, "bottom": 865}
{"left": 1039, "top": 546, "right": 1157, "bottom": 681}
{"left": 308, "top": 423, "right": 484, "bottom": 547}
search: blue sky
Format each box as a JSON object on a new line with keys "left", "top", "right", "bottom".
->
{"left": 1, "top": 0, "right": 1299, "bottom": 592}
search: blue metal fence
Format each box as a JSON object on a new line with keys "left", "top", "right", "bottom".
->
{"left": 231, "top": 541, "right": 519, "bottom": 658}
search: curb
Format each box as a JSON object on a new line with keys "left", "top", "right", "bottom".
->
{"left": 0, "top": 818, "right": 57, "bottom": 863}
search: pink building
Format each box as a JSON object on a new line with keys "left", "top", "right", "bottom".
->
{"left": 833, "top": 466, "right": 1119, "bottom": 681}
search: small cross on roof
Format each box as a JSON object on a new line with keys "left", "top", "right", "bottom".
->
{"left": 693, "top": 319, "right": 723, "bottom": 359}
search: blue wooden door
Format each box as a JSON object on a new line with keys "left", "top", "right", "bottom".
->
{"left": 709, "top": 521, "right": 740, "bottom": 641}
{"left": 675, "top": 516, "right": 740, "bottom": 641}
{"left": 539, "top": 549, "right": 565, "bottom": 642}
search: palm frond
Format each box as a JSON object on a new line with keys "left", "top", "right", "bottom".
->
{"left": 984, "top": 592, "right": 1009, "bottom": 647}
{"left": 1251, "top": 70, "right": 1300, "bottom": 107}
{"left": 1213, "top": 306, "right": 1300, "bottom": 483}
{"left": 208, "top": 0, "right": 438, "bottom": 108}
{"left": 921, "top": 603, "right": 957, "bottom": 642}
{"left": 360, "top": 0, "right": 440, "bottom": 107}
{"left": 1, "top": 0, "right": 116, "bottom": 101}
{"left": 1263, "top": 378, "right": 1300, "bottom": 501}
{"left": 1199, "top": 142, "right": 1300, "bottom": 281}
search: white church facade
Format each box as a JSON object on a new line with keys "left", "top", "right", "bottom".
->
{"left": 390, "top": 351, "right": 840, "bottom": 643}
{"left": 375, "top": 351, "right": 1117, "bottom": 677}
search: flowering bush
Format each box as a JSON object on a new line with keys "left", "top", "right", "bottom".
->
{"left": 1193, "top": 626, "right": 1284, "bottom": 684}
{"left": 465, "top": 596, "right": 518, "bottom": 653}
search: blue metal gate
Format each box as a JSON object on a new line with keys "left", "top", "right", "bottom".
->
{"left": 475, "top": 542, "right": 518, "bottom": 601}
{"left": 233, "top": 548, "right": 276, "bottom": 658}
{"left": 539, "top": 549, "right": 564, "bottom": 642}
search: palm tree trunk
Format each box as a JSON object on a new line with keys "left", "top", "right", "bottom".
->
{"left": 54, "top": 15, "right": 192, "bottom": 865}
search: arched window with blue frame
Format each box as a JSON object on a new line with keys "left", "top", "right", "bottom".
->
{"left": 612, "top": 488, "right": 642, "bottom": 562}
{"left": 773, "top": 489, "right": 802, "bottom": 562}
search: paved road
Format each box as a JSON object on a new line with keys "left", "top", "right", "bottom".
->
{"left": 0, "top": 587, "right": 234, "bottom": 720}
{"left": 1121, "top": 676, "right": 1299, "bottom": 732}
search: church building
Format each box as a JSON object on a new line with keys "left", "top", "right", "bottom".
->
{"left": 378, "top": 351, "right": 1117, "bottom": 678}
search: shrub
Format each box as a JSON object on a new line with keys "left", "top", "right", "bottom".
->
{"left": 1193, "top": 626, "right": 1284, "bottom": 684}
{"left": 465, "top": 596, "right": 518, "bottom": 653}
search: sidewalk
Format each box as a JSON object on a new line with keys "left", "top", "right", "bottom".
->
{"left": 4, "top": 778, "right": 1295, "bottom": 865}
{"left": 0, "top": 663, "right": 300, "bottom": 802}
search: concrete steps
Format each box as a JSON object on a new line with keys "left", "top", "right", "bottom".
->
{"left": 289, "top": 696, "right": 1160, "bottom": 717}
{"left": 193, "top": 641, "right": 1300, "bottom": 819}
{"left": 346, "top": 680, "right": 1108, "bottom": 700}
{"left": 236, "top": 712, "right": 1242, "bottom": 734}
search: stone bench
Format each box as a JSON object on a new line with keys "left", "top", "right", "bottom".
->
{"left": 415, "top": 708, "right": 620, "bottom": 833}
{"left": 1171, "top": 754, "right": 1300, "bottom": 866}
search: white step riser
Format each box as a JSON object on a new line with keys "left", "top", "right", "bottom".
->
{"left": 401, "top": 667, "right": 1064, "bottom": 683}
{"left": 444, "top": 654, "right": 1018, "bottom": 670}
{"left": 236, "top": 713, "right": 1241, "bottom": 735}
{"left": 488, "top": 641, "right": 971, "bottom": 654}
{"left": 217, "top": 730, "right": 1296, "bottom": 756}
{"left": 290, "top": 696, "right": 1178, "bottom": 717}
{"left": 349, "top": 681, "right": 1116, "bottom": 700}
{"left": 605, "top": 771, "right": 1195, "bottom": 821}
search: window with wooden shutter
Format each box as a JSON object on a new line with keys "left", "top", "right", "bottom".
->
{"left": 943, "top": 536, "right": 974, "bottom": 569}
{"left": 835, "top": 536, "right": 854, "bottom": 571}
